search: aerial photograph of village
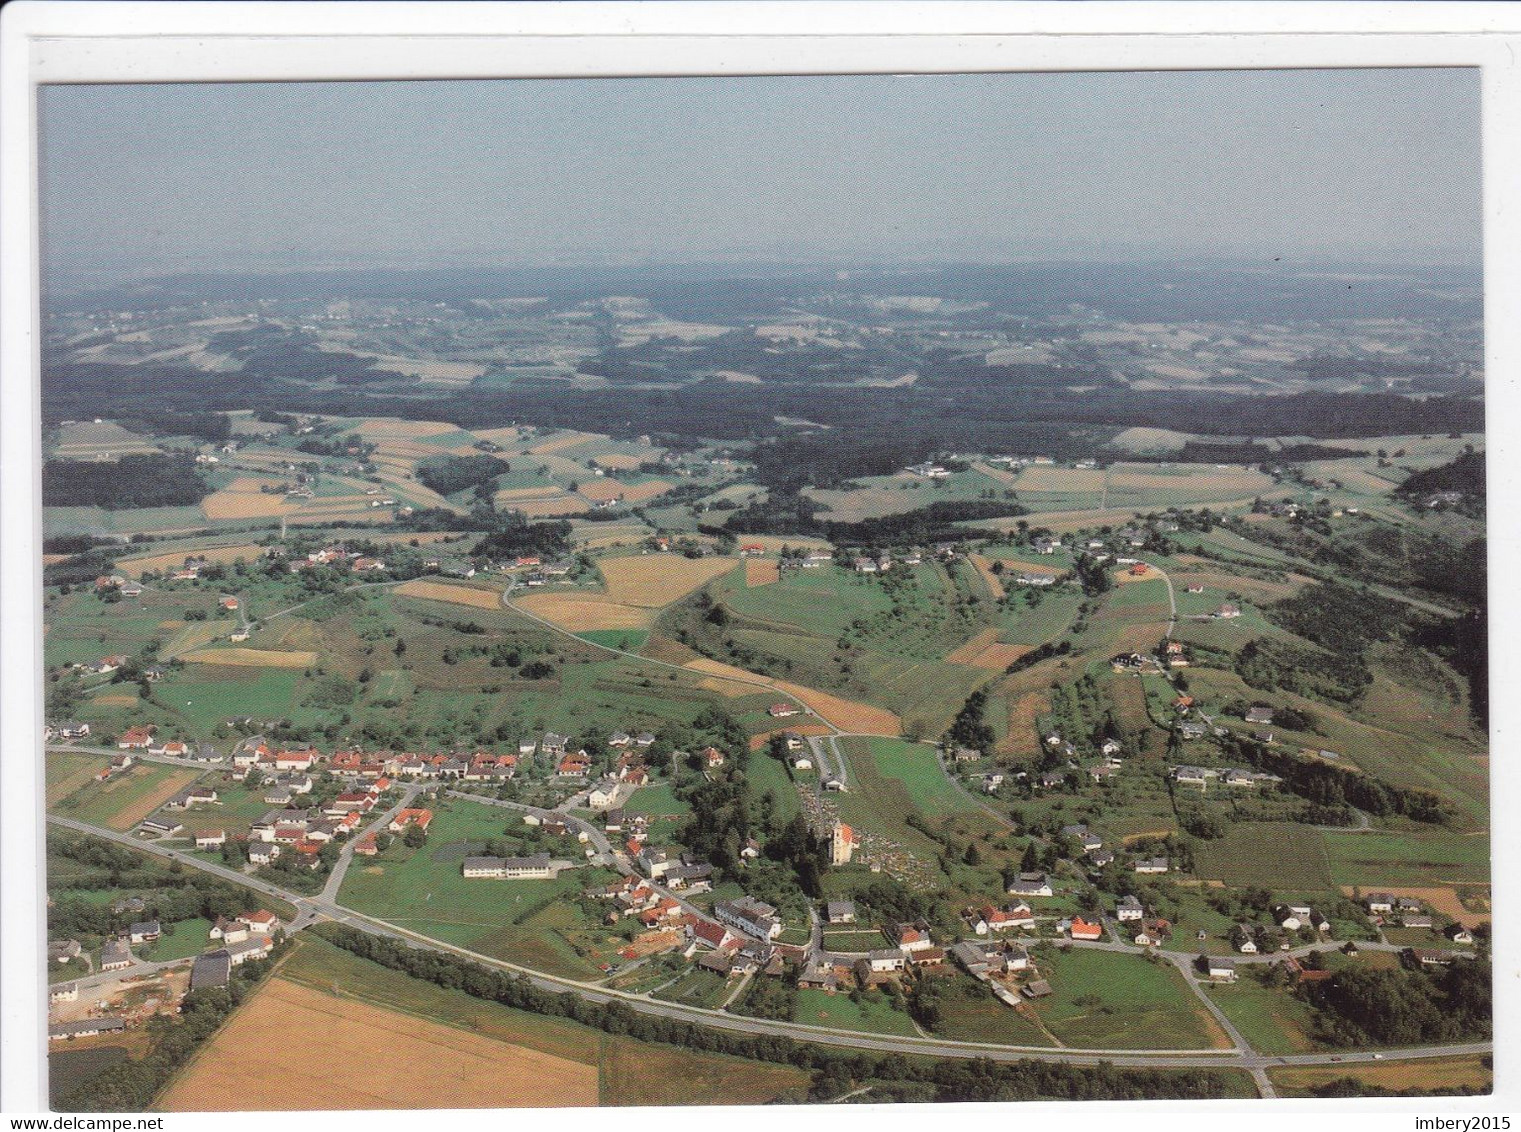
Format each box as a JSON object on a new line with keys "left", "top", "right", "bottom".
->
{"left": 31, "top": 68, "right": 1489, "bottom": 1110}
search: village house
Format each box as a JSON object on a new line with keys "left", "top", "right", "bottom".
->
{"left": 1006, "top": 872, "right": 1054, "bottom": 898}
{"left": 1069, "top": 917, "right": 1104, "bottom": 942}
{"left": 49, "top": 982, "right": 79, "bottom": 1004}
{"left": 885, "top": 920, "right": 936, "bottom": 952}
{"left": 1206, "top": 956, "right": 1237, "bottom": 981}
{"left": 714, "top": 896, "right": 783, "bottom": 940}
{"left": 1132, "top": 856, "right": 1169, "bottom": 875}
{"left": 826, "top": 900, "right": 857, "bottom": 924}
{"left": 1116, "top": 895, "right": 1145, "bottom": 922}
{"left": 463, "top": 854, "right": 554, "bottom": 879}
{"left": 48, "top": 939, "right": 82, "bottom": 965}
{"left": 767, "top": 702, "right": 801, "bottom": 718}
{"left": 100, "top": 938, "right": 133, "bottom": 971}
{"left": 128, "top": 920, "right": 161, "bottom": 944}
{"left": 964, "top": 903, "right": 1034, "bottom": 935}
{"left": 190, "top": 950, "right": 232, "bottom": 991}
{"left": 117, "top": 726, "right": 155, "bottom": 750}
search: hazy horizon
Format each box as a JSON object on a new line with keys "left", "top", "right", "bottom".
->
{"left": 39, "top": 69, "right": 1482, "bottom": 287}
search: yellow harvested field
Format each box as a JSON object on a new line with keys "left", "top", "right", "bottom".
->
{"left": 772, "top": 679, "right": 900, "bottom": 735}
{"left": 180, "top": 648, "right": 318, "bottom": 668}
{"left": 1108, "top": 427, "right": 1197, "bottom": 453}
{"left": 598, "top": 555, "right": 736, "bottom": 607}
{"left": 992, "top": 556, "right": 1063, "bottom": 576}
{"left": 393, "top": 579, "right": 504, "bottom": 610}
{"left": 90, "top": 693, "right": 141, "bottom": 708}
{"left": 684, "top": 657, "right": 767, "bottom": 684}
{"left": 967, "top": 554, "right": 1006, "bottom": 599}
{"left": 1115, "top": 565, "right": 1160, "bottom": 583}
{"left": 578, "top": 478, "right": 673, "bottom": 505}
{"left": 200, "top": 477, "right": 293, "bottom": 520}
{"left": 1014, "top": 466, "right": 1107, "bottom": 493}
{"left": 946, "top": 628, "right": 1000, "bottom": 666}
{"left": 117, "top": 543, "right": 264, "bottom": 577}
{"left": 368, "top": 356, "right": 485, "bottom": 382}
{"left": 158, "top": 979, "right": 597, "bottom": 1112}
{"left": 1108, "top": 467, "right": 1272, "bottom": 494}
{"left": 351, "top": 418, "right": 461, "bottom": 441}
{"left": 640, "top": 634, "right": 705, "bottom": 665}
{"left": 745, "top": 558, "right": 782, "bottom": 587}
{"left": 971, "top": 461, "right": 1020, "bottom": 487}
{"left": 528, "top": 430, "right": 602, "bottom": 455}
{"left": 104, "top": 768, "right": 203, "bottom": 831}
{"left": 502, "top": 494, "right": 590, "bottom": 517}
{"left": 1268, "top": 1055, "right": 1490, "bottom": 1097}
{"left": 515, "top": 596, "right": 652, "bottom": 632}
{"left": 496, "top": 486, "right": 560, "bottom": 501}
{"left": 593, "top": 453, "right": 644, "bottom": 471}
{"left": 1003, "top": 690, "right": 1050, "bottom": 756}
{"left": 472, "top": 426, "right": 522, "bottom": 446}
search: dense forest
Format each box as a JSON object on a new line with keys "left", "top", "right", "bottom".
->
{"left": 42, "top": 453, "right": 208, "bottom": 509}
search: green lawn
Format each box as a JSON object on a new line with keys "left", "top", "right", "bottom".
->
{"left": 793, "top": 988, "right": 921, "bottom": 1036}
{"left": 336, "top": 797, "right": 616, "bottom": 978}
{"left": 140, "top": 918, "right": 217, "bottom": 962}
{"left": 151, "top": 665, "right": 305, "bottom": 736}
{"left": 625, "top": 780, "right": 692, "bottom": 821}
{"left": 1203, "top": 971, "right": 1321, "bottom": 1054}
{"left": 1024, "top": 947, "right": 1228, "bottom": 1050}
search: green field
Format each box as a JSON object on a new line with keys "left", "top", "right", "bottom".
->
{"left": 52, "top": 763, "right": 204, "bottom": 831}
{"left": 929, "top": 978, "right": 1054, "bottom": 1046}
{"left": 793, "top": 988, "right": 921, "bottom": 1037}
{"left": 336, "top": 798, "right": 616, "bottom": 978}
{"left": 1024, "top": 948, "right": 1227, "bottom": 1050}
{"left": 1193, "top": 822, "right": 1336, "bottom": 892}
{"left": 139, "top": 918, "right": 218, "bottom": 962}
{"left": 744, "top": 753, "right": 803, "bottom": 825}
{"left": 651, "top": 967, "right": 734, "bottom": 1010}
{"left": 278, "top": 936, "right": 810, "bottom": 1106}
{"left": 576, "top": 629, "right": 649, "bottom": 651}
{"left": 1203, "top": 971, "right": 1320, "bottom": 1054}
{"left": 149, "top": 666, "right": 305, "bottom": 736}
{"left": 1322, "top": 829, "right": 1490, "bottom": 887}
{"left": 847, "top": 737, "right": 976, "bottom": 820}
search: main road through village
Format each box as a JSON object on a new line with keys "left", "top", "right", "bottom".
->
{"left": 35, "top": 569, "right": 1488, "bottom": 1100}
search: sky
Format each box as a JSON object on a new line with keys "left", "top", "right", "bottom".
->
{"left": 38, "top": 69, "right": 1481, "bottom": 284}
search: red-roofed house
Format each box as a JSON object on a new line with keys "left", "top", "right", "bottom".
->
{"left": 353, "top": 833, "right": 379, "bottom": 857}
{"left": 689, "top": 920, "right": 736, "bottom": 952}
{"left": 117, "top": 726, "right": 156, "bottom": 750}
{"left": 557, "top": 752, "right": 592, "bottom": 777}
{"left": 1069, "top": 916, "right": 1105, "bottom": 941}
{"left": 701, "top": 746, "right": 726, "bottom": 769}
{"left": 768, "top": 703, "right": 801, "bottom": 718}
{"left": 275, "top": 748, "right": 319, "bottom": 771}
{"left": 389, "top": 808, "right": 433, "bottom": 834}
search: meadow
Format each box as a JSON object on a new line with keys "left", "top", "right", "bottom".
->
{"left": 1023, "top": 948, "right": 1229, "bottom": 1050}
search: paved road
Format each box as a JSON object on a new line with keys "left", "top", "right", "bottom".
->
{"left": 45, "top": 812, "right": 1488, "bottom": 1087}
{"left": 56, "top": 955, "right": 191, "bottom": 996}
